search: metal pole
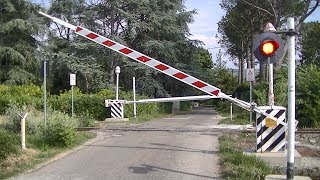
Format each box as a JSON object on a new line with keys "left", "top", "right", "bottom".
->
{"left": 230, "top": 103, "right": 233, "bottom": 121}
{"left": 266, "top": 59, "right": 269, "bottom": 83}
{"left": 43, "top": 60, "right": 47, "bottom": 127}
{"left": 133, "top": 77, "right": 137, "bottom": 119}
{"left": 286, "top": 17, "right": 296, "bottom": 180}
{"left": 116, "top": 73, "right": 119, "bottom": 100}
{"left": 269, "top": 61, "right": 275, "bottom": 106}
{"left": 115, "top": 66, "right": 120, "bottom": 101}
{"left": 249, "top": 81, "right": 253, "bottom": 124}
{"left": 71, "top": 85, "right": 74, "bottom": 118}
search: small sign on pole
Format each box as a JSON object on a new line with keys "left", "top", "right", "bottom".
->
{"left": 70, "top": 74, "right": 76, "bottom": 86}
{"left": 70, "top": 73, "right": 76, "bottom": 118}
{"left": 246, "top": 68, "right": 255, "bottom": 82}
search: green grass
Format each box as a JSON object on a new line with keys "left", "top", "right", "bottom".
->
{"left": 219, "top": 133, "right": 272, "bottom": 180}
{"left": 0, "top": 131, "right": 96, "bottom": 179}
{"left": 218, "top": 116, "right": 250, "bottom": 125}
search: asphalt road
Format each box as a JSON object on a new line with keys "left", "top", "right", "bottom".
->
{"left": 14, "top": 107, "right": 222, "bottom": 180}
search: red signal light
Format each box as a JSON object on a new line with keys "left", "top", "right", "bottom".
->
{"left": 260, "top": 40, "right": 280, "bottom": 57}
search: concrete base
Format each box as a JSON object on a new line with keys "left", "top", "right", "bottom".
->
{"left": 265, "top": 175, "right": 311, "bottom": 180}
{"left": 244, "top": 150, "right": 302, "bottom": 167}
{"left": 104, "top": 118, "right": 129, "bottom": 122}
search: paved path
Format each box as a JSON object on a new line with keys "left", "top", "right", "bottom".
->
{"left": 14, "top": 107, "right": 222, "bottom": 180}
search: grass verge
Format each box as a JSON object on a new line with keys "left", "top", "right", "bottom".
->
{"left": 219, "top": 133, "right": 272, "bottom": 180}
{"left": 218, "top": 116, "right": 250, "bottom": 125}
{"left": 0, "top": 131, "right": 96, "bottom": 179}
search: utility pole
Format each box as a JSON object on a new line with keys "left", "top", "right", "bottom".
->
{"left": 286, "top": 17, "right": 296, "bottom": 180}
{"left": 43, "top": 60, "right": 47, "bottom": 127}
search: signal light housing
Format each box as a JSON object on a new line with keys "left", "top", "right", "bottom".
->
{"left": 252, "top": 32, "right": 284, "bottom": 64}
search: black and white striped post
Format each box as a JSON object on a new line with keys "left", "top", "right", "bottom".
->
{"left": 256, "top": 106, "right": 286, "bottom": 153}
{"left": 110, "top": 100, "right": 124, "bottom": 118}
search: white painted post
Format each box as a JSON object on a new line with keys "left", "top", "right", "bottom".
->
{"left": 133, "top": 77, "right": 137, "bottom": 119}
{"left": 43, "top": 60, "right": 47, "bottom": 127}
{"left": 286, "top": 17, "right": 296, "bottom": 180}
{"left": 21, "top": 113, "right": 28, "bottom": 150}
{"left": 249, "top": 81, "right": 253, "bottom": 125}
{"left": 269, "top": 61, "right": 275, "bottom": 106}
{"left": 71, "top": 85, "right": 74, "bottom": 117}
{"left": 230, "top": 103, "right": 233, "bottom": 121}
{"left": 115, "top": 66, "right": 120, "bottom": 100}
{"left": 70, "top": 73, "right": 76, "bottom": 118}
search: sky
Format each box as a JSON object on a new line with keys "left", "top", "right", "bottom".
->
{"left": 185, "top": 0, "right": 228, "bottom": 66}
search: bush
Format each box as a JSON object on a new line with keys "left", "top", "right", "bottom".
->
{"left": 42, "top": 111, "right": 78, "bottom": 147}
{"left": 0, "top": 128, "right": 19, "bottom": 160}
{"left": 180, "top": 101, "right": 191, "bottom": 111}
{"left": 297, "top": 65, "right": 320, "bottom": 128}
{"left": 49, "top": 88, "right": 112, "bottom": 120}
{"left": 4, "top": 104, "right": 43, "bottom": 135}
{"left": 0, "top": 84, "right": 42, "bottom": 114}
{"left": 78, "top": 114, "right": 96, "bottom": 127}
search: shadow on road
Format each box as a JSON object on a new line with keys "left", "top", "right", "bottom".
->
{"left": 129, "top": 164, "right": 220, "bottom": 179}
{"left": 85, "top": 144, "right": 217, "bottom": 154}
{"left": 149, "top": 142, "right": 215, "bottom": 154}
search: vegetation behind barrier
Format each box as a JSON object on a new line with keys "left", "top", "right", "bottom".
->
{"left": 0, "top": 85, "right": 173, "bottom": 121}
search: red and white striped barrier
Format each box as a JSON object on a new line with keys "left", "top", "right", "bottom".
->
{"left": 39, "top": 12, "right": 258, "bottom": 111}
{"left": 75, "top": 26, "right": 221, "bottom": 97}
{"left": 39, "top": 12, "right": 221, "bottom": 97}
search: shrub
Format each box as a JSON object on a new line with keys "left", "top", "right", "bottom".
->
{"left": 0, "top": 84, "right": 42, "bottom": 114}
{"left": 78, "top": 113, "right": 96, "bottom": 127}
{"left": 49, "top": 88, "right": 112, "bottom": 120}
{"left": 42, "top": 111, "right": 78, "bottom": 147}
{"left": 4, "top": 104, "right": 42, "bottom": 135}
{"left": 0, "top": 128, "right": 19, "bottom": 160}
{"left": 180, "top": 101, "right": 191, "bottom": 111}
{"left": 297, "top": 65, "right": 320, "bottom": 128}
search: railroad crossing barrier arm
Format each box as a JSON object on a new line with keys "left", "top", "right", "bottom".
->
{"left": 125, "top": 95, "right": 219, "bottom": 104}
{"left": 38, "top": 12, "right": 277, "bottom": 118}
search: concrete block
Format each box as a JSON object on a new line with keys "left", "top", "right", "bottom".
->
{"left": 244, "top": 150, "right": 301, "bottom": 167}
{"left": 104, "top": 118, "right": 129, "bottom": 122}
{"left": 265, "top": 175, "right": 311, "bottom": 180}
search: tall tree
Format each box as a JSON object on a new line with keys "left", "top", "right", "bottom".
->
{"left": 218, "top": 0, "right": 319, "bottom": 82}
{"left": 301, "top": 22, "right": 320, "bottom": 66}
{"left": 0, "top": 0, "right": 42, "bottom": 84}
{"left": 46, "top": 0, "right": 207, "bottom": 97}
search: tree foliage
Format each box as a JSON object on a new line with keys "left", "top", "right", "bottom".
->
{"left": 297, "top": 65, "right": 320, "bottom": 128}
{"left": 218, "top": 0, "right": 319, "bottom": 82}
{"left": 44, "top": 0, "right": 214, "bottom": 97}
{"left": 0, "top": 0, "right": 42, "bottom": 84}
{"left": 301, "top": 21, "right": 320, "bottom": 66}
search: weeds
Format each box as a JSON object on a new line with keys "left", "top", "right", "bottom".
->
{"left": 219, "top": 134, "right": 272, "bottom": 180}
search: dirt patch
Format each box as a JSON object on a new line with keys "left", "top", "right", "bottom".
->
{"left": 0, "top": 148, "right": 39, "bottom": 171}
{"left": 297, "top": 146, "right": 320, "bottom": 157}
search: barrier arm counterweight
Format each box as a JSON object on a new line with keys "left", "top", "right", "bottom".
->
{"left": 39, "top": 12, "right": 254, "bottom": 111}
